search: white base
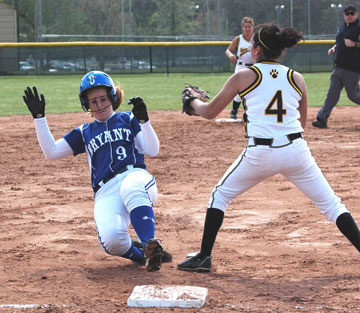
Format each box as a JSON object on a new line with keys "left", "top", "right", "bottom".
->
{"left": 186, "top": 251, "right": 198, "bottom": 258}
{"left": 127, "top": 285, "right": 208, "bottom": 308}
{"left": 215, "top": 118, "right": 242, "bottom": 123}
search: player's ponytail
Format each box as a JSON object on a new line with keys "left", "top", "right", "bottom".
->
{"left": 254, "top": 23, "right": 303, "bottom": 59}
{"left": 113, "top": 84, "right": 124, "bottom": 111}
{"left": 280, "top": 28, "right": 304, "bottom": 49}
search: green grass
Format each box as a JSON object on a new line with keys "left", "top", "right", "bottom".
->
{"left": 0, "top": 72, "right": 355, "bottom": 116}
{"left": 303, "top": 72, "right": 345, "bottom": 107}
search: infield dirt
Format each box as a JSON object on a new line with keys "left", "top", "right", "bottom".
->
{"left": 1, "top": 107, "right": 360, "bottom": 312}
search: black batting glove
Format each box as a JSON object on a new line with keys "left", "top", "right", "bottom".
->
{"left": 23, "top": 86, "right": 46, "bottom": 118}
{"left": 128, "top": 96, "right": 149, "bottom": 123}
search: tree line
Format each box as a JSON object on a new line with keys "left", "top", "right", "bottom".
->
{"left": 4, "top": 0, "right": 360, "bottom": 42}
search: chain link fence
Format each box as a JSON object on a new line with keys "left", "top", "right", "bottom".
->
{"left": 0, "top": 40, "right": 335, "bottom": 76}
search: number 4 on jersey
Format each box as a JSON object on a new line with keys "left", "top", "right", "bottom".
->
{"left": 265, "top": 90, "right": 286, "bottom": 123}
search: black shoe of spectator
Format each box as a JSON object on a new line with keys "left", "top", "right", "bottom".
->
{"left": 312, "top": 119, "right": 327, "bottom": 128}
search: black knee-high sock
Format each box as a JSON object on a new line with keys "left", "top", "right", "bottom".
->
{"left": 232, "top": 100, "right": 241, "bottom": 111}
{"left": 336, "top": 212, "right": 360, "bottom": 253}
{"left": 200, "top": 208, "right": 224, "bottom": 257}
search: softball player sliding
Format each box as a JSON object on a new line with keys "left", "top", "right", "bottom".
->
{"left": 23, "top": 71, "right": 171, "bottom": 272}
{"left": 178, "top": 23, "right": 360, "bottom": 272}
{"left": 225, "top": 16, "right": 255, "bottom": 119}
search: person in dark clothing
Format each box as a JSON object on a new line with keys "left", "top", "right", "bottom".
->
{"left": 313, "top": 4, "right": 360, "bottom": 128}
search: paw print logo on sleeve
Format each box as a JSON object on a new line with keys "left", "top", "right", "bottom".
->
{"left": 270, "top": 69, "right": 279, "bottom": 78}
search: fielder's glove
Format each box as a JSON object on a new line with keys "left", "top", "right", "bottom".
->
{"left": 181, "top": 84, "right": 210, "bottom": 116}
{"left": 128, "top": 96, "right": 149, "bottom": 123}
{"left": 23, "top": 86, "right": 46, "bottom": 118}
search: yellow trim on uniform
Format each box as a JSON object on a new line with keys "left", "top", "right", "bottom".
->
{"left": 242, "top": 98, "right": 249, "bottom": 138}
{"left": 241, "top": 34, "right": 251, "bottom": 43}
{"left": 238, "top": 66, "right": 262, "bottom": 98}
{"left": 287, "top": 69, "right": 303, "bottom": 98}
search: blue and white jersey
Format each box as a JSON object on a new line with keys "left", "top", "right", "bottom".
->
{"left": 64, "top": 111, "right": 145, "bottom": 191}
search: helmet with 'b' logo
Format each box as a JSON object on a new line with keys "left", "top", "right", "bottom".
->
{"left": 79, "top": 71, "right": 117, "bottom": 112}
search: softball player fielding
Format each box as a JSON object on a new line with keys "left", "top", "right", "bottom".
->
{"left": 23, "top": 71, "right": 172, "bottom": 272}
{"left": 178, "top": 23, "right": 360, "bottom": 272}
{"left": 225, "top": 17, "right": 255, "bottom": 120}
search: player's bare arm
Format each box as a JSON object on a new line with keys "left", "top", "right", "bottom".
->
{"left": 191, "top": 68, "right": 257, "bottom": 119}
{"left": 225, "top": 36, "right": 239, "bottom": 63}
{"left": 293, "top": 71, "right": 308, "bottom": 129}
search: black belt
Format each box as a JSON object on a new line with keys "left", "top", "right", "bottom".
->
{"left": 238, "top": 62, "right": 253, "bottom": 66}
{"left": 253, "top": 132, "right": 303, "bottom": 146}
{"left": 94, "top": 166, "right": 131, "bottom": 193}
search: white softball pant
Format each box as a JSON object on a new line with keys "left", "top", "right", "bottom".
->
{"left": 94, "top": 168, "right": 157, "bottom": 256}
{"left": 208, "top": 137, "right": 349, "bottom": 223}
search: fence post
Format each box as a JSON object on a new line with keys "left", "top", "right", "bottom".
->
{"left": 82, "top": 46, "right": 87, "bottom": 73}
{"left": 0, "top": 48, "right": 2, "bottom": 74}
{"left": 149, "top": 46, "right": 153, "bottom": 73}
{"left": 166, "top": 46, "right": 169, "bottom": 76}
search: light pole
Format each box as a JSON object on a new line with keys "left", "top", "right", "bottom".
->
{"left": 192, "top": 4, "right": 200, "bottom": 36}
{"left": 129, "top": 0, "right": 132, "bottom": 38}
{"left": 121, "top": 0, "right": 124, "bottom": 41}
{"left": 331, "top": 3, "right": 343, "bottom": 32}
{"left": 34, "top": 0, "right": 42, "bottom": 73}
{"left": 275, "top": 5, "right": 285, "bottom": 25}
{"left": 217, "top": 0, "right": 221, "bottom": 36}
{"left": 34, "top": 0, "right": 42, "bottom": 42}
{"left": 307, "top": 0, "right": 311, "bottom": 37}
{"left": 206, "top": 0, "right": 210, "bottom": 37}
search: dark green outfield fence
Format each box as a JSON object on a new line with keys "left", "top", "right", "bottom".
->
{"left": 0, "top": 40, "right": 335, "bottom": 75}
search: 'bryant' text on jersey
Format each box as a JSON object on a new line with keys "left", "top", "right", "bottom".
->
{"left": 86, "top": 127, "right": 132, "bottom": 157}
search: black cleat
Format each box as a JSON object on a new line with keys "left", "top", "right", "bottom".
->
{"left": 230, "top": 110, "right": 237, "bottom": 119}
{"left": 144, "top": 238, "right": 164, "bottom": 272}
{"left": 133, "top": 238, "right": 172, "bottom": 263}
{"left": 177, "top": 252, "right": 211, "bottom": 272}
{"left": 312, "top": 119, "right": 327, "bottom": 128}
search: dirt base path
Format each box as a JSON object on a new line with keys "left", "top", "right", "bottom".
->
{"left": 1, "top": 107, "right": 360, "bottom": 312}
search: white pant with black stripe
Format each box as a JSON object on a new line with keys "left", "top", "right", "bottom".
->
{"left": 208, "top": 138, "right": 348, "bottom": 223}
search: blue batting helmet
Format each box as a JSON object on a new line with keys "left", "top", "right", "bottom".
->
{"left": 79, "top": 71, "right": 117, "bottom": 111}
